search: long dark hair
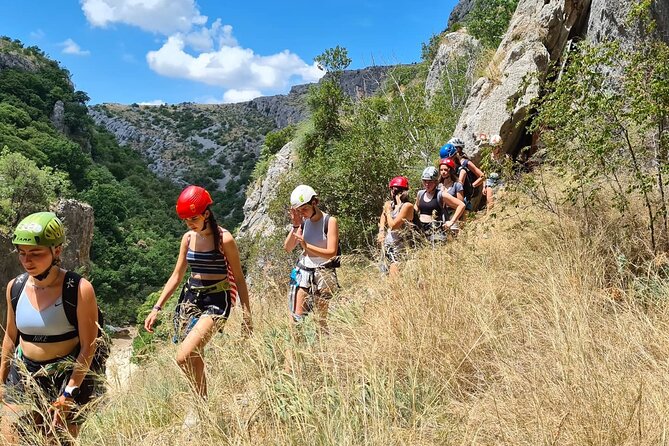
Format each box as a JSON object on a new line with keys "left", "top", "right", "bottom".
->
{"left": 390, "top": 188, "right": 410, "bottom": 211}
{"left": 205, "top": 207, "right": 222, "bottom": 253}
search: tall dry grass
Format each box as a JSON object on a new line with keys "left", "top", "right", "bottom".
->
{"left": 78, "top": 187, "right": 669, "bottom": 445}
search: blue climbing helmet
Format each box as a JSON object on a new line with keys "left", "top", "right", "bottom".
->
{"left": 439, "top": 143, "right": 457, "bottom": 159}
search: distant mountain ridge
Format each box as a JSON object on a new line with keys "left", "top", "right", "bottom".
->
{"left": 90, "top": 65, "right": 399, "bottom": 224}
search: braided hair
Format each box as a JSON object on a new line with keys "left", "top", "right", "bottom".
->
{"left": 205, "top": 207, "right": 222, "bottom": 253}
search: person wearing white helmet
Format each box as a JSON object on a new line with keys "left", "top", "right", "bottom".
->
{"left": 284, "top": 185, "right": 340, "bottom": 331}
{"left": 415, "top": 166, "right": 465, "bottom": 243}
{"left": 447, "top": 137, "right": 466, "bottom": 157}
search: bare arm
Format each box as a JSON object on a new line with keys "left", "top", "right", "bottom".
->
{"left": 377, "top": 204, "right": 388, "bottom": 244}
{"left": 284, "top": 208, "right": 303, "bottom": 252}
{"left": 442, "top": 193, "right": 465, "bottom": 225}
{"left": 468, "top": 161, "right": 486, "bottom": 188}
{"left": 385, "top": 202, "right": 414, "bottom": 230}
{"left": 220, "top": 230, "right": 252, "bottom": 332}
{"left": 144, "top": 233, "right": 190, "bottom": 332}
{"left": 67, "top": 279, "right": 98, "bottom": 388}
{"left": 0, "top": 280, "right": 18, "bottom": 385}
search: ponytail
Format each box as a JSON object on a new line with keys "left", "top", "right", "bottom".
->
{"left": 206, "top": 207, "right": 222, "bottom": 253}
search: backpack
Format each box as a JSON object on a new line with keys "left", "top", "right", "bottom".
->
{"left": 301, "top": 213, "right": 342, "bottom": 268}
{"left": 10, "top": 271, "right": 110, "bottom": 377}
{"left": 457, "top": 164, "right": 475, "bottom": 200}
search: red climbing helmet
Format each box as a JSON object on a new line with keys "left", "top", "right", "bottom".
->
{"left": 176, "top": 185, "right": 213, "bottom": 219}
{"left": 388, "top": 176, "right": 409, "bottom": 190}
{"left": 439, "top": 158, "right": 456, "bottom": 170}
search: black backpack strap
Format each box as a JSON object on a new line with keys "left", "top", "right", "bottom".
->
{"left": 10, "top": 273, "right": 29, "bottom": 315}
{"left": 323, "top": 213, "right": 329, "bottom": 235}
{"left": 62, "top": 271, "right": 82, "bottom": 330}
{"left": 10, "top": 273, "right": 29, "bottom": 344}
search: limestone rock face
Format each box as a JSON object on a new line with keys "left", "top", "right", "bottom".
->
{"left": 453, "top": 0, "right": 592, "bottom": 159}
{"left": 54, "top": 199, "right": 94, "bottom": 273}
{"left": 238, "top": 141, "right": 297, "bottom": 238}
{"left": 425, "top": 31, "right": 482, "bottom": 102}
{"left": 586, "top": 0, "right": 669, "bottom": 45}
{"left": 0, "top": 199, "right": 94, "bottom": 328}
{"left": 50, "top": 100, "right": 66, "bottom": 134}
{"left": 448, "top": 0, "right": 476, "bottom": 28}
{"left": 0, "top": 50, "right": 39, "bottom": 72}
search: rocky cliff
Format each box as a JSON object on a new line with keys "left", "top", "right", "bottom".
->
{"left": 451, "top": 0, "right": 669, "bottom": 161}
{"left": 448, "top": 0, "right": 476, "bottom": 28}
{"left": 238, "top": 140, "right": 297, "bottom": 238}
{"left": 0, "top": 199, "right": 94, "bottom": 328}
{"left": 424, "top": 31, "right": 481, "bottom": 102}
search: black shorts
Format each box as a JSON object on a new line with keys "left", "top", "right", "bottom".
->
{"left": 173, "top": 278, "right": 232, "bottom": 342}
{"left": 4, "top": 347, "right": 98, "bottom": 424}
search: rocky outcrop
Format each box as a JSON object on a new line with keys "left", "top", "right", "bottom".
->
{"left": 333, "top": 65, "right": 396, "bottom": 101}
{"left": 238, "top": 140, "right": 297, "bottom": 238}
{"left": 0, "top": 199, "right": 94, "bottom": 328}
{"left": 586, "top": 0, "right": 669, "bottom": 45}
{"left": 448, "top": 0, "right": 476, "bottom": 28}
{"left": 250, "top": 65, "right": 398, "bottom": 128}
{"left": 250, "top": 84, "right": 311, "bottom": 128}
{"left": 0, "top": 44, "right": 39, "bottom": 72}
{"left": 453, "top": 0, "right": 592, "bottom": 159}
{"left": 54, "top": 199, "right": 94, "bottom": 273}
{"left": 425, "top": 31, "right": 481, "bottom": 102}
{"left": 50, "top": 100, "right": 66, "bottom": 134}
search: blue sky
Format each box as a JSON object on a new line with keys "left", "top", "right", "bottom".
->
{"left": 0, "top": 1, "right": 458, "bottom": 105}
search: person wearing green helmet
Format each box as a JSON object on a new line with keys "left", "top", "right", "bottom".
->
{"left": 0, "top": 212, "right": 101, "bottom": 444}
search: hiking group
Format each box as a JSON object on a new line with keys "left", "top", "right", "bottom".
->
{"left": 379, "top": 134, "right": 503, "bottom": 275}
{"left": 0, "top": 133, "right": 500, "bottom": 443}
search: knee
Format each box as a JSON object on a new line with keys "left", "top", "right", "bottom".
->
{"left": 176, "top": 350, "right": 197, "bottom": 368}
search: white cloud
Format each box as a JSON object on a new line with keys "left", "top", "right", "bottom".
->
{"left": 61, "top": 39, "right": 91, "bottom": 56}
{"left": 222, "top": 89, "right": 262, "bottom": 103}
{"left": 80, "top": 0, "right": 207, "bottom": 34}
{"left": 184, "top": 19, "right": 236, "bottom": 52}
{"left": 80, "top": 1, "right": 325, "bottom": 97}
{"left": 146, "top": 32, "right": 324, "bottom": 93}
{"left": 138, "top": 99, "right": 166, "bottom": 106}
{"left": 29, "top": 29, "right": 45, "bottom": 40}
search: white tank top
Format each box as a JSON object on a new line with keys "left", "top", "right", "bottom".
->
{"left": 15, "top": 287, "right": 75, "bottom": 337}
{"left": 300, "top": 213, "right": 330, "bottom": 268}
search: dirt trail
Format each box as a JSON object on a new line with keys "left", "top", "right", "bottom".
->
{"left": 105, "top": 327, "right": 138, "bottom": 392}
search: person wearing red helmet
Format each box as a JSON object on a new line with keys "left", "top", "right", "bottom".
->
{"left": 377, "top": 176, "right": 414, "bottom": 276}
{"left": 144, "top": 185, "right": 252, "bottom": 428}
{"left": 439, "top": 158, "right": 465, "bottom": 235}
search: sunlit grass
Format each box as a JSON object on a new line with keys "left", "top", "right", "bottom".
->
{"left": 79, "top": 184, "right": 669, "bottom": 445}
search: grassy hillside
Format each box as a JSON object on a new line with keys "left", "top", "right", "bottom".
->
{"left": 90, "top": 102, "right": 275, "bottom": 227}
{"left": 78, "top": 180, "right": 669, "bottom": 445}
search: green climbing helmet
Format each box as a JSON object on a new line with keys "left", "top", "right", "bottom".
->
{"left": 12, "top": 212, "right": 65, "bottom": 247}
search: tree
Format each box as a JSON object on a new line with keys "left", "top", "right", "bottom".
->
{"left": 0, "top": 146, "right": 71, "bottom": 231}
{"left": 306, "top": 47, "right": 352, "bottom": 149}
{"left": 466, "top": 0, "right": 519, "bottom": 48}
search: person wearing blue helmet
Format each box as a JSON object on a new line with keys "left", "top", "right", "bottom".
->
{"left": 439, "top": 143, "right": 457, "bottom": 159}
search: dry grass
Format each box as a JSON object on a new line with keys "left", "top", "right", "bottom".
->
{"left": 78, "top": 187, "right": 669, "bottom": 445}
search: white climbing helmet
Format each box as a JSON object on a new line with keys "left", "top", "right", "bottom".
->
{"left": 448, "top": 137, "right": 465, "bottom": 148}
{"left": 290, "top": 185, "right": 317, "bottom": 208}
{"left": 490, "top": 134, "right": 502, "bottom": 146}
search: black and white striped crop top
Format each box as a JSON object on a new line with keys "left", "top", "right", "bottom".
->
{"left": 186, "top": 248, "right": 228, "bottom": 275}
